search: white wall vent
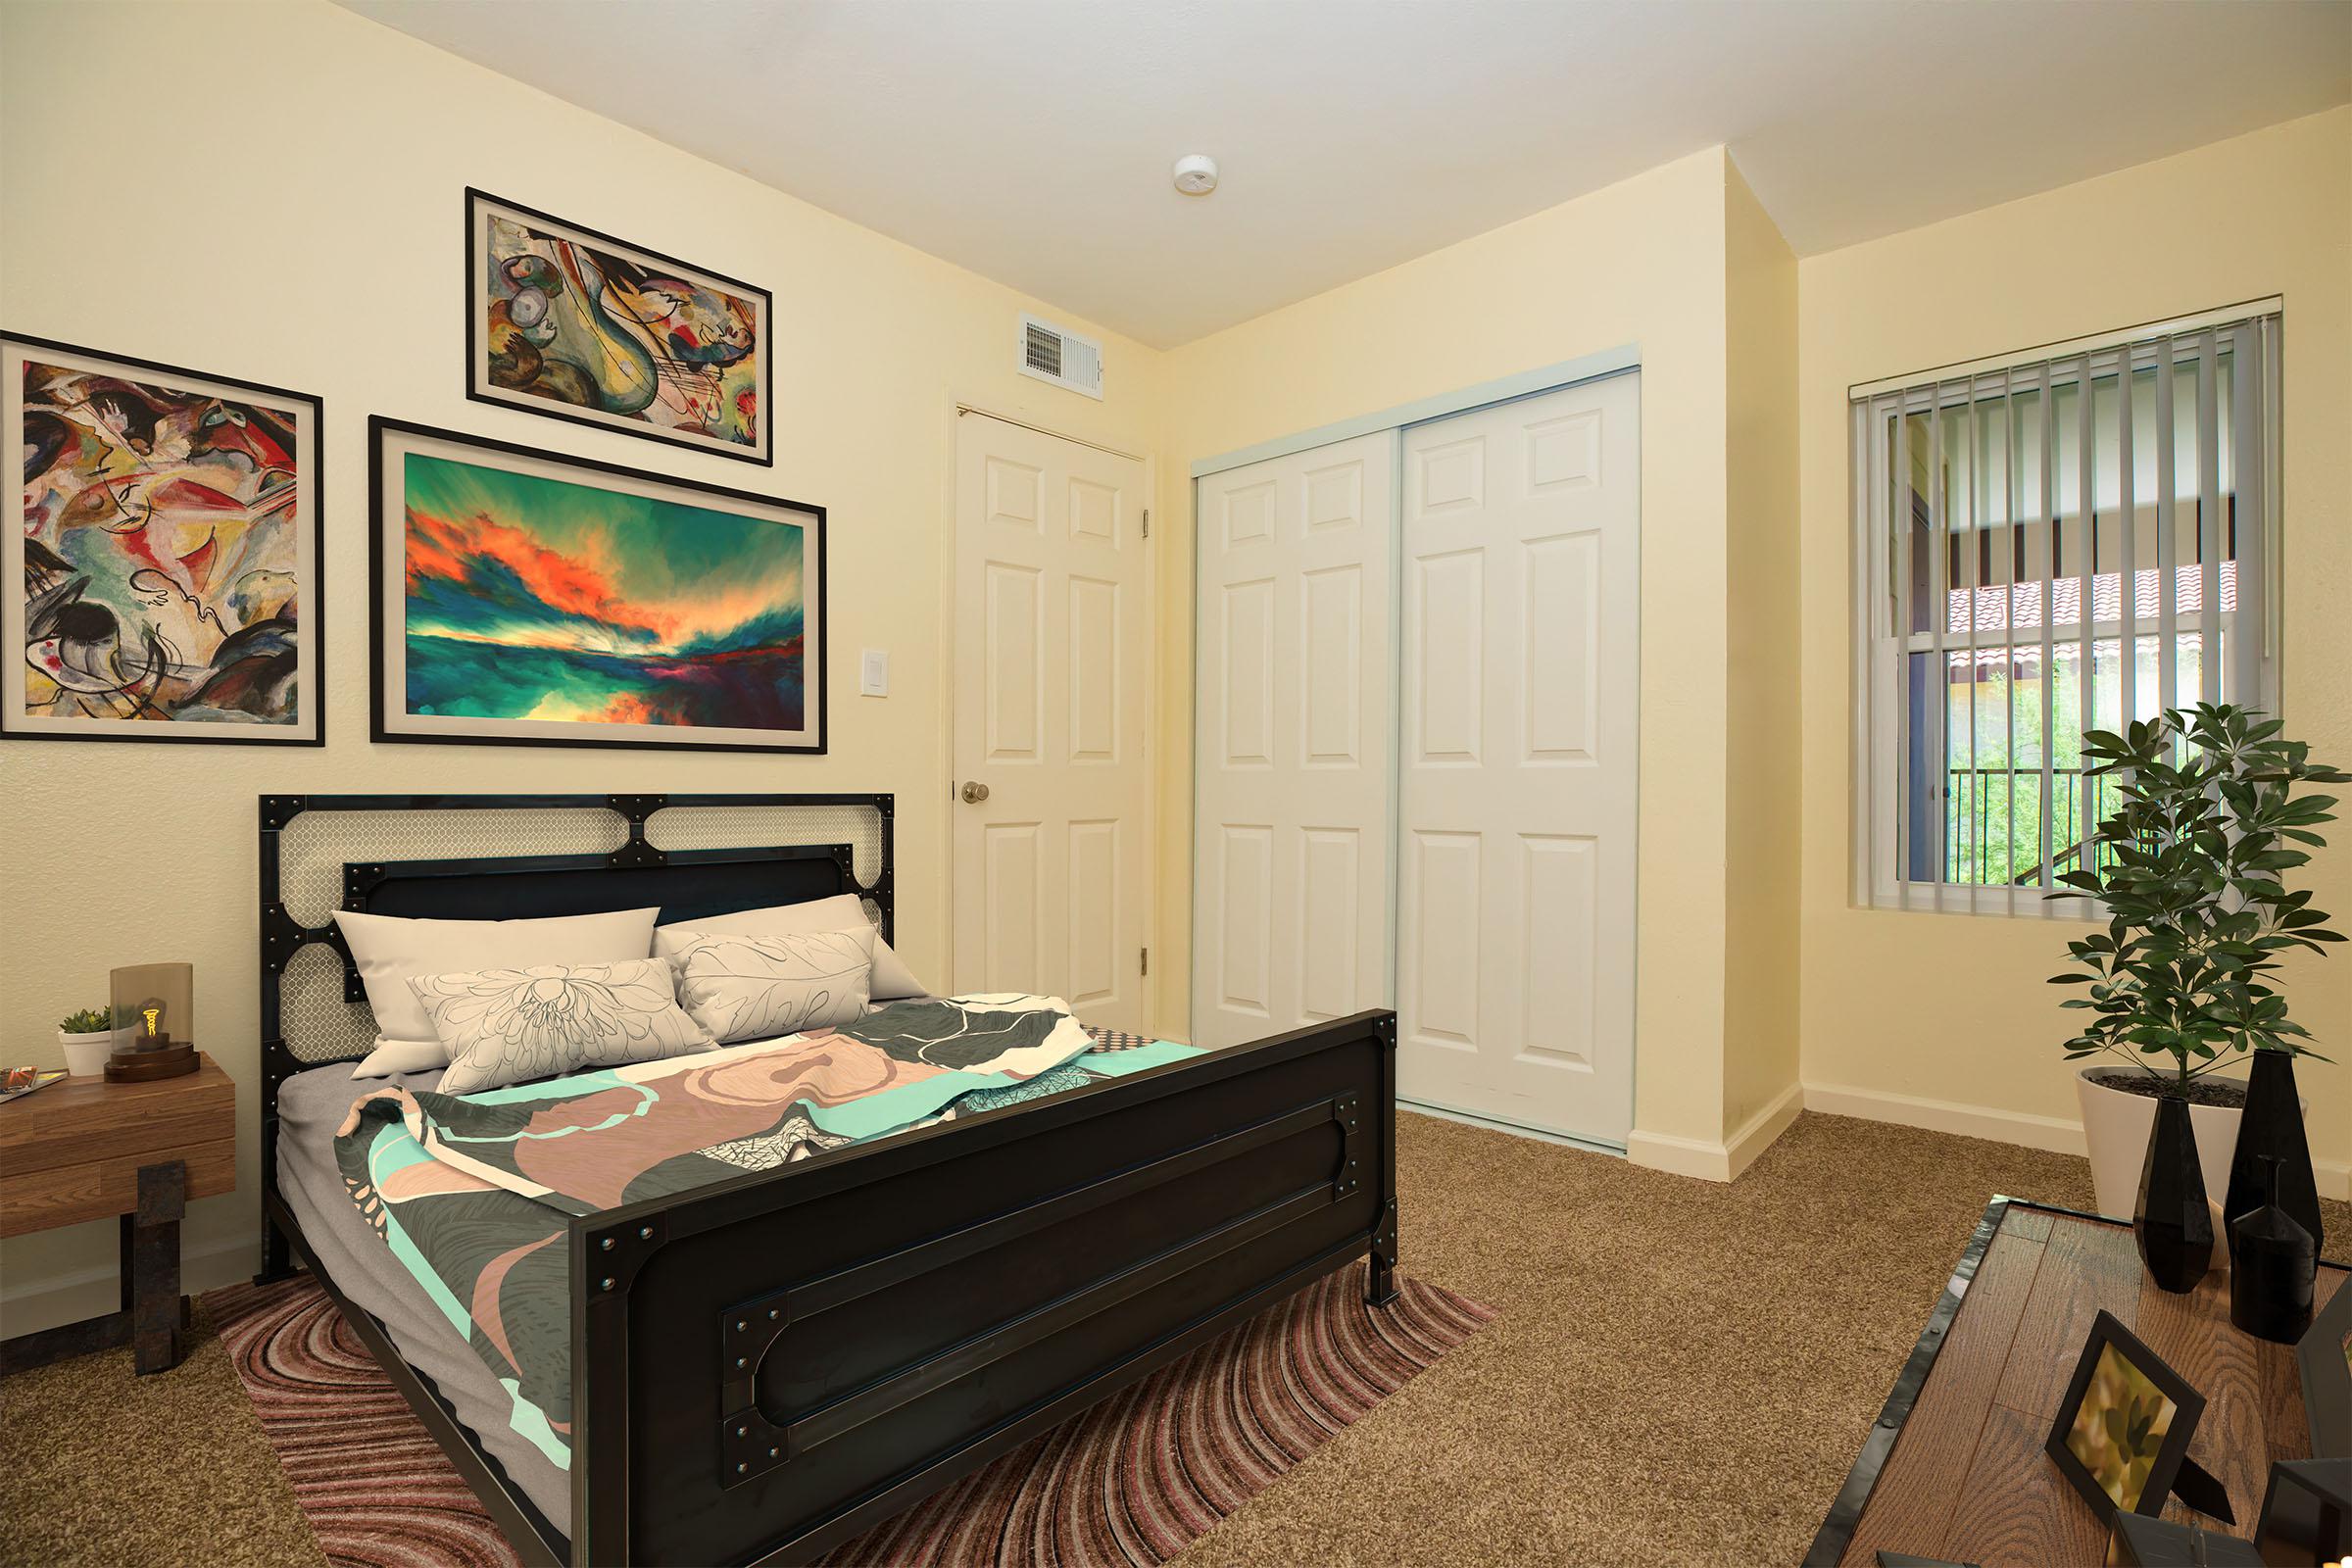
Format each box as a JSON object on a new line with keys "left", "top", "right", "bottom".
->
{"left": 1018, "top": 314, "right": 1103, "bottom": 400}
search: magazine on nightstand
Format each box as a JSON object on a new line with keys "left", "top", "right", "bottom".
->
{"left": 0, "top": 1066, "right": 70, "bottom": 1103}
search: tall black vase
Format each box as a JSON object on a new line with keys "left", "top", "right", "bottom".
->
{"left": 2222, "top": 1050, "right": 2322, "bottom": 1255}
{"left": 2135, "top": 1096, "right": 2212, "bottom": 1292}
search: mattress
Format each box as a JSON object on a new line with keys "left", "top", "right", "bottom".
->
{"left": 276, "top": 1062, "right": 574, "bottom": 1531}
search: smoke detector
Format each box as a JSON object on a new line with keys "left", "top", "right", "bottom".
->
{"left": 1172, "top": 154, "right": 1219, "bottom": 196}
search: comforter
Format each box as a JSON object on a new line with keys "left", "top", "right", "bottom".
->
{"left": 332, "top": 994, "right": 1200, "bottom": 1469}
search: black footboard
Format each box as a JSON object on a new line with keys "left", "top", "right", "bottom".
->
{"left": 567, "top": 1008, "right": 1399, "bottom": 1566}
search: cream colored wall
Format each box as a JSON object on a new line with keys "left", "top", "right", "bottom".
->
{"left": 0, "top": 0, "right": 1168, "bottom": 1332}
{"left": 1152, "top": 148, "right": 1751, "bottom": 1157}
{"left": 1796, "top": 108, "right": 2352, "bottom": 1191}
{"left": 1720, "top": 159, "right": 1803, "bottom": 1149}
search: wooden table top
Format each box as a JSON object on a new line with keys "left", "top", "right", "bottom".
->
{"left": 0, "top": 1054, "right": 234, "bottom": 1237}
{"left": 1815, "top": 1197, "right": 2345, "bottom": 1568}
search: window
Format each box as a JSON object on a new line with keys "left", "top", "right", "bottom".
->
{"left": 1850, "top": 305, "right": 2281, "bottom": 914}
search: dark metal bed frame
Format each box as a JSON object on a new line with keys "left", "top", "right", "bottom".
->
{"left": 256, "top": 793, "right": 1399, "bottom": 1567}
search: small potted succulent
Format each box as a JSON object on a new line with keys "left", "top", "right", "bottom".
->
{"left": 2052, "top": 705, "right": 2341, "bottom": 1289}
{"left": 57, "top": 1004, "right": 121, "bottom": 1077}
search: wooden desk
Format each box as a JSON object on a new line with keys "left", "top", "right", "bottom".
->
{"left": 0, "top": 1054, "right": 235, "bottom": 1375}
{"left": 1809, "top": 1196, "right": 2345, "bottom": 1566}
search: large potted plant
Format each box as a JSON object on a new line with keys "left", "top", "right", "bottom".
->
{"left": 2052, "top": 705, "right": 2341, "bottom": 1281}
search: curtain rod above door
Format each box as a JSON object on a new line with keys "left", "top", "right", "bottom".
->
{"left": 956, "top": 403, "right": 1146, "bottom": 462}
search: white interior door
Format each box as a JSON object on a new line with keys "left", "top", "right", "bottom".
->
{"left": 953, "top": 414, "right": 1151, "bottom": 1032}
{"left": 1193, "top": 430, "right": 1396, "bottom": 1051}
{"left": 1397, "top": 373, "right": 1640, "bottom": 1145}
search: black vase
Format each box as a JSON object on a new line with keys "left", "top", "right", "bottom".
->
{"left": 2135, "top": 1095, "right": 2212, "bottom": 1292}
{"left": 2222, "top": 1050, "right": 2322, "bottom": 1256}
{"left": 2230, "top": 1156, "right": 2316, "bottom": 1343}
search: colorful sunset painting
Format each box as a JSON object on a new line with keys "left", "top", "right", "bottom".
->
{"left": 402, "top": 450, "right": 804, "bottom": 733}
{"left": 6, "top": 336, "right": 320, "bottom": 744}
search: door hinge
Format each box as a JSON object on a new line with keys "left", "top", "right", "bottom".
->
{"left": 1140, "top": 947, "right": 1150, "bottom": 976}
{"left": 1142, "top": 508, "right": 1151, "bottom": 539}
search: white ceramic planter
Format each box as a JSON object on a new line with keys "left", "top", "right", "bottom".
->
{"left": 2075, "top": 1065, "right": 2305, "bottom": 1221}
{"left": 58, "top": 1027, "right": 118, "bottom": 1078}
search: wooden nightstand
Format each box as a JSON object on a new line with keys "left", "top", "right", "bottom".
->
{"left": 0, "top": 1054, "right": 235, "bottom": 1375}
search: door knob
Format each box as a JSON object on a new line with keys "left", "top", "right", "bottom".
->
{"left": 959, "top": 781, "right": 990, "bottom": 804}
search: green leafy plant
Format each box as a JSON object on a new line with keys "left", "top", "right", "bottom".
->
{"left": 2050, "top": 704, "right": 2346, "bottom": 1094}
{"left": 59, "top": 1005, "right": 115, "bottom": 1035}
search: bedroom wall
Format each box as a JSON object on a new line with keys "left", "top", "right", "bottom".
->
{"left": 0, "top": 0, "right": 1169, "bottom": 1333}
{"left": 1720, "top": 159, "right": 1803, "bottom": 1157}
{"left": 1795, "top": 107, "right": 2352, "bottom": 1194}
{"left": 1151, "top": 147, "right": 1785, "bottom": 1167}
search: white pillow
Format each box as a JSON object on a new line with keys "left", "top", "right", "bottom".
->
{"left": 334, "top": 906, "right": 661, "bottom": 1052}
{"left": 350, "top": 1037, "right": 446, "bottom": 1080}
{"left": 673, "top": 926, "right": 876, "bottom": 1044}
{"left": 412, "top": 957, "right": 711, "bottom": 1096}
{"left": 655, "top": 895, "right": 923, "bottom": 999}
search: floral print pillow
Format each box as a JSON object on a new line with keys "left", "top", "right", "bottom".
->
{"left": 410, "top": 957, "right": 712, "bottom": 1095}
{"left": 672, "top": 926, "right": 876, "bottom": 1045}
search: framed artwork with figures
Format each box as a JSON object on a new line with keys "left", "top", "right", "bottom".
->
{"left": 466, "top": 189, "right": 772, "bottom": 466}
{"left": 4, "top": 332, "right": 323, "bottom": 745}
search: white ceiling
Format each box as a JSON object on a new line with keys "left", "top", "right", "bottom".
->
{"left": 339, "top": 0, "right": 2351, "bottom": 349}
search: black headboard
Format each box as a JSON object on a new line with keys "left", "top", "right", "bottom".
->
{"left": 257, "top": 791, "right": 894, "bottom": 1110}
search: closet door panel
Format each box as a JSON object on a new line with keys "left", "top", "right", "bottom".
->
{"left": 1397, "top": 373, "right": 1640, "bottom": 1146}
{"left": 1193, "top": 431, "right": 1396, "bottom": 1050}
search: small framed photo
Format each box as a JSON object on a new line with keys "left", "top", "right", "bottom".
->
{"left": 2254, "top": 1457, "right": 2350, "bottom": 1566}
{"left": 6, "top": 333, "right": 323, "bottom": 744}
{"left": 2299, "top": 1282, "right": 2352, "bottom": 1457}
{"left": 2043, "top": 1310, "right": 2208, "bottom": 1523}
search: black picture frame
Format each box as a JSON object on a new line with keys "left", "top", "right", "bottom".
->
{"left": 368, "top": 416, "right": 826, "bottom": 755}
{"left": 465, "top": 189, "right": 773, "bottom": 466}
{"left": 4, "top": 331, "right": 325, "bottom": 746}
{"left": 2254, "top": 1456, "right": 2351, "bottom": 1566}
{"left": 2043, "top": 1308, "right": 2208, "bottom": 1524}
{"left": 2300, "top": 1278, "right": 2352, "bottom": 1457}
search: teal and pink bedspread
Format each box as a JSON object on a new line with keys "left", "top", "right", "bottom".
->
{"left": 332, "top": 994, "right": 1200, "bottom": 1469}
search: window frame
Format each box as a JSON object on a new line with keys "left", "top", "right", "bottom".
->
{"left": 1848, "top": 306, "right": 2282, "bottom": 918}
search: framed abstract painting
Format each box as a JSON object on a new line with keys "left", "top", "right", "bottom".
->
{"left": 368, "top": 417, "right": 824, "bottom": 754}
{"left": 466, "top": 189, "right": 771, "bottom": 466}
{"left": 5, "top": 332, "right": 323, "bottom": 745}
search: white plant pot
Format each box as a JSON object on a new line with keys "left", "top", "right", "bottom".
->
{"left": 58, "top": 1027, "right": 118, "bottom": 1077}
{"left": 2074, "top": 1065, "right": 2299, "bottom": 1222}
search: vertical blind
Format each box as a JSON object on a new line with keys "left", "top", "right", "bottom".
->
{"left": 1849, "top": 303, "right": 2282, "bottom": 915}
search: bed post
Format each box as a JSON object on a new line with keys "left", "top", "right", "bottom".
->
{"left": 1367, "top": 1011, "right": 1400, "bottom": 1307}
{"left": 255, "top": 796, "right": 307, "bottom": 1285}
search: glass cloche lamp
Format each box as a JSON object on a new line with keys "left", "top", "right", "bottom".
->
{"left": 106, "top": 962, "right": 199, "bottom": 1082}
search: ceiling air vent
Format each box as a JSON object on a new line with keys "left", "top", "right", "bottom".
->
{"left": 1018, "top": 314, "right": 1103, "bottom": 400}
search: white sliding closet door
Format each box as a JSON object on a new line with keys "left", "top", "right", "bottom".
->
{"left": 1398, "top": 373, "right": 1640, "bottom": 1145}
{"left": 1193, "top": 431, "right": 1396, "bottom": 1051}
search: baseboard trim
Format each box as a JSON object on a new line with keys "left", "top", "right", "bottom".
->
{"left": 1801, "top": 1080, "right": 2352, "bottom": 1201}
{"left": 1626, "top": 1082, "right": 1804, "bottom": 1184}
{"left": 0, "top": 1234, "right": 256, "bottom": 1339}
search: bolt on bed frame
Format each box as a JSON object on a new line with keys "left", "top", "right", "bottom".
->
{"left": 253, "top": 793, "right": 1399, "bottom": 1567}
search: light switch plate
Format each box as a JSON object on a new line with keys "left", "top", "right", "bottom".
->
{"left": 859, "top": 649, "right": 889, "bottom": 697}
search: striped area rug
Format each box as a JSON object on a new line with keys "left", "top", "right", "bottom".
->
{"left": 207, "top": 1262, "right": 1492, "bottom": 1568}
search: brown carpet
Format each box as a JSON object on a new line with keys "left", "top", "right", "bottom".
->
{"left": 4, "top": 1110, "right": 2344, "bottom": 1568}
{"left": 189, "top": 1260, "right": 1488, "bottom": 1568}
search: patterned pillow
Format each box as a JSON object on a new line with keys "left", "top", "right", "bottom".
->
{"left": 672, "top": 926, "right": 876, "bottom": 1046}
{"left": 410, "top": 958, "right": 711, "bottom": 1096}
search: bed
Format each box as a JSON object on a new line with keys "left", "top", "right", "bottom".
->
{"left": 256, "top": 793, "right": 1399, "bottom": 1567}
